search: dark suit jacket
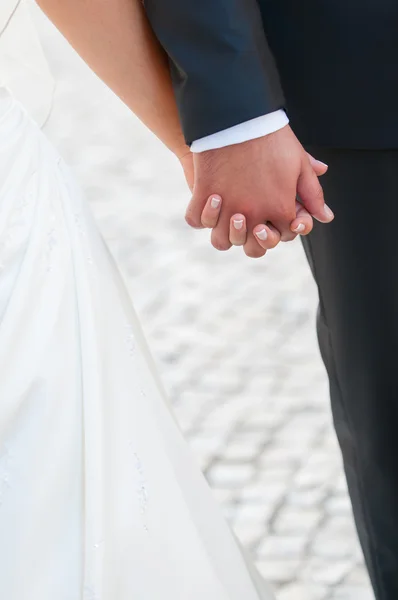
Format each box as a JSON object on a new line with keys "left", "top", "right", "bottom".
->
{"left": 144, "top": 0, "right": 398, "bottom": 148}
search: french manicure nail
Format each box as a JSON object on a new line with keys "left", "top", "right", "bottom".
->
{"left": 255, "top": 228, "right": 268, "bottom": 241}
{"left": 293, "top": 223, "right": 305, "bottom": 233}
{"left": 211, "top": 197, "right": 221, "bottom": 209}
{"left": 324, "top": 204, "right": 334, "bottom": 219}
{"left": 233, "top": 219, "right": 244, "bottom": 230}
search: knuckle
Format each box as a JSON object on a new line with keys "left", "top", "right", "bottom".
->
{"left": 243, "top": 207, "right": 258, "bottom": 223}
{"left": 306, "top": 175, "right": 325, "bottom": 203}
{"left": 277, "top": 206, "right": 296, "bottom": 224}
{"left": 314, "top": 184, "right": 325, "bottom": 203}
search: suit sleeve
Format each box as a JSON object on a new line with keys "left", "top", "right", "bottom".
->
{"left": 144, "top": 0, "right": 285, "bottom": 145}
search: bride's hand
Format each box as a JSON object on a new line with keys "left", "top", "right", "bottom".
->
{"left": 178, "top": 151, "right": 194, "bottom": 192}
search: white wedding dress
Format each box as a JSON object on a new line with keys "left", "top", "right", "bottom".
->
{"left": 0, "top": 3, "right": 275, "bottom": 599}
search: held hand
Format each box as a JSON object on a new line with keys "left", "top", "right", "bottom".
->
{"left": 199, "top": 155, "right": 329, "bottom": 254}
{"left": 184, "top": 126, "right": 334, "bottom": 258}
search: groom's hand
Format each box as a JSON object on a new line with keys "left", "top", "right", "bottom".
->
{"left": 185, "top": 126, "right": 333, "bottom": 258}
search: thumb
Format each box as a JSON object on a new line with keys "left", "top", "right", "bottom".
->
{"left": 297, "top": 160, "right": 334, "bottom": 224}
{"left": 307, "top": 152, "right": 328, "bottom": 177}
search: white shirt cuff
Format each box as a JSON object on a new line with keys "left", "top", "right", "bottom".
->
{"left": 190, "top": 109, "right": 289, "bottom": 153}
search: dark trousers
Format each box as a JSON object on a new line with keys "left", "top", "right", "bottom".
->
{"left": 301, "top": 149, "right": 398, "bottom": 600}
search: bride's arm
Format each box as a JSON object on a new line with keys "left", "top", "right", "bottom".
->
{"left": 35, "top": 0, "right": 189, "bottom": 161}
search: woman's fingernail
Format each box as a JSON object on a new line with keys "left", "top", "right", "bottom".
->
{"left": 324, "top": 204, "right": 334, "bottom": 220}
{"left": 317, "top": 160, "right": 328, "bottom": 168}
{"left": 211, "top": 197, "right": 221, "bottom": 209}
{"left": 233, "top": 219, "right": 244, "bottom": 230}
{"left": 255, "top": 228, "right": 268, "bottom": 241}
{"left": 293, "top": 223, "right": 305, "bottom": 233}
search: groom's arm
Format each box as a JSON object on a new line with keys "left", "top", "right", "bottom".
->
{"left": 144, "top": 0, "right": 285, "bottom": 145}
{"left": 146, "top": 0, "right": 331, "bottom": 258}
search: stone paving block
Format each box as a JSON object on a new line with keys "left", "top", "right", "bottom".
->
{"left": 310, "top": 531, "right": 358, "bottom": 560}
{"left": 257, "top": 465, "right": 297, "bottom": 484}
{"left": 234, "top": 502, "right": 275, "bottom": 524}
{"left": 286, "top": 488, "right": 327, "bottom": 509}
{"left": 239, "top": 481, "right": 287, "bottom": 506}
{"left": 330, "top": 586, "right": 374, "bottom": 600}
{"left": 258, "top": 534, "right": 307, "bottom": 558}
{"left": 324, "top": 495, "right": 352, "bottom": 516}
{"left": 294, "top": 465, "right": 339, "bottom": 489}
{"left": 272, "top": 507, "right": 322, "bottom": 535}
{"left": 278, "top": 582, "right": 328, "bottom": 600}
{"left": 261, "top": 445, "right": 307, "bottom": 465}
{"left": 223, "top": 442, "right": 263, "bottom": 462}
{"left": 257, "top": 559, "right": 302, "bottom": 585}
{"left": 344, "top": 565, "right": 372, "bottom": 586}
{"left": 301, "top": 558, "right": 355, "bottom": 586}
{"left": 206, "top": 462, "right": 256, "bottom": 488}
{"left": 323, "top": 515, "right": 359, "bottom": 538}
{"left": 256, "top": 558, "right": 300, "bottom": 585}
{"left": 231, "top": 430, "right": 273, "bottom": 446}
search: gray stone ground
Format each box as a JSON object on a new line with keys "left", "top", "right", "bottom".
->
{"left": 35, "top": 6, "right": 373, "bottom": 599}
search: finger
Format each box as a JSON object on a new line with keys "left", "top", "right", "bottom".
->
{"left": 185, "top": 191, "right": 209, "bottom": 229}
{"left": 270, "top": 202, "right": 297, "bottom": 242}
{"left": 265, "top": 191, "right": 297, "bottom": 242}
{"left": 307, "top": 153, "right": 328, "bottom": 177}
{"left": 229, "top": 214, "right": 247, "bottom": 246}
{"left": 243, "top": 230, "right": 267, "bottom": 259}
{"left": 289, "top": 200, "right": 314, "bottom": 236}
{"left": 253, "top": 223, "right": 281, "bottom": 250}
{"left": 201, "top": 194, "right": 222, "bottom": 228}
{"left": 280, "top": 230, "right": 297, "bottom": 242}
{"left": 297, "top": 159, "right": 334, "bottom": 224}
{"left": 211, "top": 228, "right": 232, "bottom": 251}
{"left": 211, "top": 201, "right": 234, "bottom": 251}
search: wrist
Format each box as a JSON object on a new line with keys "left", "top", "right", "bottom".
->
{"left": 173, "top": 144, "right": 191, "bottom": 161}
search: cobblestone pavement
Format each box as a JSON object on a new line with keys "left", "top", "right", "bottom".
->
{"left": 35, "top": 6, "right": 373, "bottom": 599}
